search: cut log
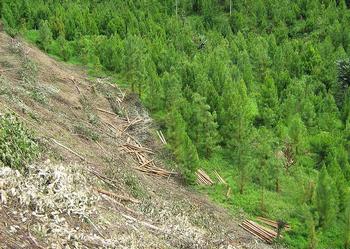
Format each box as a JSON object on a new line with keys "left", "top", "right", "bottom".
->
{"left": 159, "top": 130, "right": 167, "bottom": 144}
{"left": 246, "top": 220, "right": 278, "bottom": 238}
{"left": 196, "top": 169, "right": 214, "bottom": 185}
{"left": 256, "top": 217, "right": 291, "bottom": 230}
{"left": 51, "top": 138, "right": 85, "bottom": 161}
{"left": 156, "top": 130, "right": 166, "bottom": 144}
{"left": 241, "top": 221, "right": 273, "bottom": 243}
{"left": 214, "top": 170, "right": 227, "bottom": 185}
{"left": 240, "top": 223, "right": 271, "bottom": 243}
{"left": 226, "top": 187, "right": 231, "bottom": 198}
{"left": 139, "top": 159, "right": 154, "bottom": 167}
{"left": 96, "top": 188, "right": 140, "bottom": 204}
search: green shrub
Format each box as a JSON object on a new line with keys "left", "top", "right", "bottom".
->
{"left": 0, "top": 113, "right": 39, "bottom": 170}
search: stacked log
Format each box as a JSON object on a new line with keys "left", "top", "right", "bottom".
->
{"left": 240, "top": 218, "right": 290, "bottom": 244}
{"left": 256, "top": 217, "right": 291, "bottom": 231}
{"left": 122, "top": 142, "right": 176, "bottom": 177}
{"left": 240, "top": 220, "right": 276, "bottom": 244}
{"left": 196, "top": 169, "right": 214, "bottom": 185}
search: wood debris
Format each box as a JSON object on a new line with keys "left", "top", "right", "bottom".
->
{"left": 240, "top": 220, "right": 276, "bottom": 244}
{"left": 122, "top": 118, "right": 142, "bottom": 132}
{"left": 95, "top": 188, "right": 140, "bottom": 204}
{"left": 156, "top": 130, "right": 167, "bottom": 144}
{"left": 213, "top": 170, "right": 227, "bottom": 185}
{"left": 121, "top": 142, "right": 176, "bottom": 178}
{"left": 51, "top": 138, "right": 85, "bottom": 161}
{"left": 196, "top": 169, "right": 214, "bottom": 185}
{"left": 96, "top": 108, "right": 119, "bottom": 117}
{"left": 256, "top": 217, "right": 291, "bottom": 231}
{"left": 226, "top": 187, "right": 231, "bottom": 198}
{"left": 70, "top": 77, "right": 81, "bottom": 95}
{"left": 240, "top": 218, "right": 290, "bottom": 244}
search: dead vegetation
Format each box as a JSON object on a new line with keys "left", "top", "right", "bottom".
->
{"left": 0, "top": 31, "right": 277, "bottom": 248}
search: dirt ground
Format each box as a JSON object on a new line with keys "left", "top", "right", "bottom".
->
{"left": 0, "top": 31, "right": 278, "bottom": 249}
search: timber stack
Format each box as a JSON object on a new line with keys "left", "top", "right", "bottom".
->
{"left": 196, "top": 169, "right": 214, "bottom": 185}
{"left": 240, "top": 217, "right": 291, "bottom": 244}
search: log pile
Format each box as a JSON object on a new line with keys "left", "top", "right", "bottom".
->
{"left": 196, "top": 169, "right": 214, "bottom": 185}
{"left": 121, "top": 142, "right": 176, "bottom": 177}
{"left": 93, "top": 90, "right": 175, "bottom": 178}
{"left": 122, "top": 117, "right": 142, "bottom": 132}
{"left": 240, "top": 218, "right": 290, "bottom": 244}
{"left": 239, "top": 220, "right": 277, "bottom": 244}
{"left": 256, "top": 217, "right": 291, "bottom": 231}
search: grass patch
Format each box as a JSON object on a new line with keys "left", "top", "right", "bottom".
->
{"left": 73, "top": 123, "right": 100, "bottom": 141}
{"left": 79, "top": 96, "right": 101, "bottom": 126}
{"left": 0, "top": 113, "right": 40, "bottom": 170}
{"left": 124, "top": 172, "right": 145, "bottom": 198}
{"left": 23, "top": 29, "right": 40, "bottom": 44}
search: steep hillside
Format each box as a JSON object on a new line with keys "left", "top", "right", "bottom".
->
{"left": 2, "top": 1, "right": 350, "bottom": 248}
{"left": 0, "top": 31, "right": 274, "bottom": 248}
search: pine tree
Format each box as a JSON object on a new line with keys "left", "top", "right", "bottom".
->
{"left": 307, "top": 214, "right": 318, "bottom": 249}
{"left": 124, "top": 35, "right": 144, "bottom": 94}
{"left": 57, "top": 35, "right": 71, "bottom": 61}
{"left": 335, "top": 58, "right": 350, "bottom": 109}
{"left": 317, "top": 93, "right": 343, "bottom": 132}
{"left": 188, "top": 92, "right": 220, "bottom": 158}
{"left": 1, "top": 3, "right": 16, "bottom": 29}
{"left": 220, "top": 79, "right": 255, "bottom": 194}
{"left": 288, "top": 115, "right": 307, "bottom": 163}
{"left": 38, "top": 20, "right": 52, "bottom": 52}
{"left": 316, "top": 167, "right": 337, "bottom": 228}
{"left": 144, "top": 59, "right": 164, "bottom": 112}
{"left": 162, "top": 71, "right": 184, "bottom": 110}
{"left": 166, "top": 108, "right": 199, "bottom": 183}
{"left": 255, "top": 128, "right": 272, "bottom": 209}
{"left": 257, "top": 73, "right": 279, "bottom": 127}
{"left": 344, "top": 199, "right": 350, "bottom": 249}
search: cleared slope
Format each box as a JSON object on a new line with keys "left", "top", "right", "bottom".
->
{"left": 0, "top": 31, "right": 274, "bottom": 249}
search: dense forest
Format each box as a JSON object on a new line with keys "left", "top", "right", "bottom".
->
{"left": 1, "top": 0, "right": 350, "bottom": 248}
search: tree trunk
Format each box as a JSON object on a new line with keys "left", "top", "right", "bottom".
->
{"left": 239, "top": 183, "right": 243, "bottom": 194}
{"left": 175, "top": 0, "right": 178, "bottom": 17}
{"left": 276, "top": 177, "right": 280, "bottom": 192}
{"left": 260, "top": 187, "right": 265, "bottom": 211}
